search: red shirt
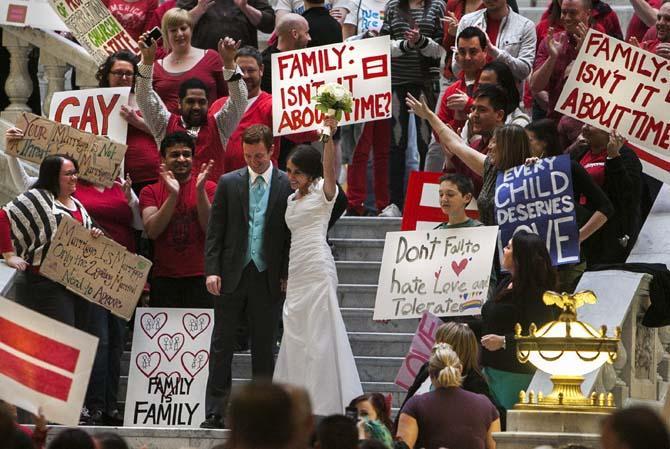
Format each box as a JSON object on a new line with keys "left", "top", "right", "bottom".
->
{"left": 534, "top": 31, "right": 580, "bottom": 119}
{"left": 166, "top": 113, "right": 226, "bottom": 181}
{"left": 153, "top": 50, "right": 228, "bottom": 114}
{"left": 627, "top": 0, "right": 663, "bottom": 40}
{"left": 442, "top": 0, "right": 486, "bottom": 79}
{"left": 580, "top": 149, "right": 607, "bottom": 190}
{"left": 102, "top": 0, "right": 157, "bottom": 41}
{"left": 436, "top": 74, "right": 477, "bottom": 135}
{"left": 124, "top": 123, "right": 160, "bottom": 184}
{"left": 486, "top": 16, "right": 502, "bottom": 49}
{"left": 74, "top": 181, "right": 135, "bottom": 252}
{"left": 641, "top": 39, "right": 663, "bottom": 54}
{"left": 139, "top": 176, "right": 216, "bottom": 278}
{"left": 540, "top": 0, "right": 623, "bottom": 39}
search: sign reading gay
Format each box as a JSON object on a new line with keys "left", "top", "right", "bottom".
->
{"left": 49, "top": 87, "right": 131, "bottom": 144}
{"left": 556, "top": 29, "right": 670, "bottom": 184}
{"left": 374, "top": 227, "right": 498, "bottom": 320}
{"left": 40, "top": 216, "right": 152, "bottom": 321}
{"left": 124, "top": 308, "right": 214, "bottom": 428}
{"left": 394, "top": 311, "right": 443, "bottom": 390}
{"left": 494, "top": 155, "right": 579, "bottom": 266}
{"left": 272, "top": 36, "right": 391, "bottom": 136}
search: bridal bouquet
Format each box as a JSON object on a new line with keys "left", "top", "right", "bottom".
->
{"left": 314, "top": 82, "right": 354, "bottom": 142}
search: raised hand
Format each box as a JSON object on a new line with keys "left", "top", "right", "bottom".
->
{"left": 607, "top": 130, "right": 625, "bottom": 158}
{"left": 547, "top": 27, "right": 563, "bottom": 59}
{"left": 121, "top": 173, "right": 133, "bottom": 203}
{"left": 446, "top": 91, "right": 469, "bottom": 111}
{"left": 574, "top": 22, "right": 588, "bottom": 52}
{"left": 323, "top": 116, "right": 338, "bottom": 136}
{"left": 629, "top": 36, "right": 641, "bottom": 48}
{"left": 218, "top": 37, "right": 241, "bottom": 69}
{"left": 138, "top": 31, "right": 158, "bottom": 65}
{"left": 196, "top": 160, "right": 214, "bottom": 192}
{"left": 657, "top": 42, "right": 670, "bottom": 60}
{"left": 404, "top": 28, "right": 421, "bottom": 46}
{"left": 5, "top": 127, "right": 24, "bottom": 141}
{"left": 159, "top": 163, "right": 180, "bottom": 195}
{"left": 190, "top": 0, "right": 215, "bottom": 21}
{"left": 440, "top": 11, "right": 459, "bottom": 36}
{"left": 405, "top": 93, "right": 430, "bottom": 119}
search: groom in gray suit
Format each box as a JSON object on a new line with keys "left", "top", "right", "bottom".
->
{"left": 202, "top": 124, "right": 292, "bottom": 428}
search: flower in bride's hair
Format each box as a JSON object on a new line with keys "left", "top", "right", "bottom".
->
{"left": 432, "top": 342, "right": 453, "bottom": 353}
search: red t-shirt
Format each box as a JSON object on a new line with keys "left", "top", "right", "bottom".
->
{"left": 139, "top": 176, "right": 216, "bottom": 278}
{"left": 580, "top": 149, "right": 607, "bottom": 190}
{"left": 102, "top": 0, "right": 157, "bottom": 41}
{"left": 153, "top": 50, "right": 228, "bottom": 114}
{"left": 641, "top": 39, "right": 662, "bottom": 54}
{"left": 74, "top": 181, "right": 136, "bottom": 252}
{"left": 486, "top": 16, "right": 502, "bottom": 48}
{"left": 0, "top": 209, "right": 12, "bottom": 254}
{"left": 627, "top": 0, "right": 662, "bottom": 40}
{"left": 124, "top": 123, "right": 160, "bottom": 184}
{"left": 436, "top": 75, "right": 477, "bottom": 136}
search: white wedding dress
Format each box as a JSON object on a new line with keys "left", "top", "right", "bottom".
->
{"left": 273, "top": 179, "right": 363, "bottom": 415}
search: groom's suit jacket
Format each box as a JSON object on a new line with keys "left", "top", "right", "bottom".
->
{"left": 205, "top": 166, "right": 292, "bottom": 299}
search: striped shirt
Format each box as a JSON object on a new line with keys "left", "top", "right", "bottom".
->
{"left": 382, "top": 0, "right": 445, "bottom": 84}
{"left": 4, "top": 189, "right": 93, "bottom": 266}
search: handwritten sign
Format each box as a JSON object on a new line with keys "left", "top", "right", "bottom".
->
{"left": 40, "top": 216, "right": 151, "bottom": 320}
{"left": 395, "top": 311, "right": 442, "bottom": 390}
{"left": 271, "top": 36, "right": 391, "bottom": 136}
{"left": 47, "top": 0, "right": 139, "bottom": 65}
{"left": 0, "top": 297, "right": 97, "bottom": 426}
{"left": 374, "top": 227, "right": 498, "bottom": 320}
{"left": 6, "top": 112, "right": 127, "bottom": 187}
{"left": 49, "top": 87, "right": 131, "bottom": 144}
{"left": 556, "top": 29, "right": 670, "bottom": 184}
{"left": 0, "top": 0, "right": 68, "bottom": 30}
{"left": 494, "top": 155, "right": 579, "bottom": 266}
{"left": 124, "top": 308, "right": 214, "bottom": 428}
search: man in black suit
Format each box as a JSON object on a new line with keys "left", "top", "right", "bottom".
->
{"left": 202, "top": 124, "right": 292, "bottom": 428}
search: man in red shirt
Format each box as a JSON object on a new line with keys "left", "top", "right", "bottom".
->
{"left": 136, "top": 34, "right": 248, "bottom": 181}
{"left": 139, "top": 132, "right": 218, "bottom": 308}
{"left": 530, "top": 0, "right": 591, "bottom": 119}
{"left": 640, "top": 1, "right": 670, "bottom": 58}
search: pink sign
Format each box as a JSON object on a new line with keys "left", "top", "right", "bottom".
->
{"left": 394, "top": 311, "right": 443, "bottom": 390}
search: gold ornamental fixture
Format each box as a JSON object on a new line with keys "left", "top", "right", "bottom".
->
{"left": 514, "top": 290, "right": 620, "bottom": 411}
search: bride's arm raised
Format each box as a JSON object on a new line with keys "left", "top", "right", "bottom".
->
{"left": 406, "top": 93, "right": 486, "bottom": 177}
{"left": 322, "top": 116, "right": 338, "bottom": 201}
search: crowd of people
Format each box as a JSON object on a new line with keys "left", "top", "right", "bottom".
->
{"left": 0, "top": 0, "right": 669, "bottom": 445}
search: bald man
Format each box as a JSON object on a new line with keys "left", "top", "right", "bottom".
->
{"left": 261, "top": 13, "right": 311, "bottom": 93}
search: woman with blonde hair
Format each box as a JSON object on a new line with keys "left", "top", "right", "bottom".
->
{"left": 150, "top": 8, "right": 228, "bottom": 113}
{"left": 397, "top": 343, "right": 500, "bottom": 449}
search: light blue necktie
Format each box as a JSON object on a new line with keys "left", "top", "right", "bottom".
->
{"left": 252, "top": 176, "right": 266, "bottom": 209}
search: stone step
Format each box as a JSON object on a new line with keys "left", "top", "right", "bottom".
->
{"left": 331, "top": 238, "right": 385, "bottom": 261}
{"left": 337, "top": 284, "right": 378, "bottom": 308}
{"left": 329, "top": 217, "right": 401, "bottom": 239}
{"left": 335, "top": 261, "right": 381, "bottom": 285}
{"left": 341, "top": 308, "right": 420, "bottom": 333}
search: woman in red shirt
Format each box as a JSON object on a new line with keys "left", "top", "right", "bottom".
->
{"left": 102, "top": 0, "right": 158, "bottom": 41}
{"left": 152, "top": 8, "right": 228, "bottom": 113}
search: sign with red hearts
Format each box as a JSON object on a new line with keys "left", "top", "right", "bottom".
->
{"left": 124, "top": 308, "right": 214, "bottom": 428}
{"left": 373, "top": 227, "right": 498, "bottom": 320}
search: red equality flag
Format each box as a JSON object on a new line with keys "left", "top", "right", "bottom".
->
{"left": 0, "top": 296, "right": 98, "bottom": 425}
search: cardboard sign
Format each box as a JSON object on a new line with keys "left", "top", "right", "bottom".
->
{"left": 0, "top": 297, "right": 98, "bottom": 425}
{"left": 40, "top": 216, "right": 151, "bottom": 321}
{"left": 47, "top": 0, "right": 139, "bottom": 65}
{"left": 374, "top": 227, "right": 498, "bottom": 320}
{"left": 272, "top": 36, "right": 391, "bottom": 136}
{"left": 6, "top": 112, "right": 127, "bottom": 187}
{"left": 556, "top": 29, "right": 670, "bottom": 184}
{"left": 124, "top": 308, "right": 214, "bottom": 427}
{"left": 394, "top": 311, "right": 442, "bottom": 390}
{"left": 49, "top": 87, "right": 131, "bottom": 144}
{"left": 0, "top": 0, "right": 68, "bottom": 30}
{"left": 494, "top": 155, "right": 579, "bottom": 266}
{"left": 401, "top": 171, "right": 480, "bottom": 231}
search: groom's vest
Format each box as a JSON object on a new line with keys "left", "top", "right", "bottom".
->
{"left": 244, "top": 175, "right": 270, "bottom": 271}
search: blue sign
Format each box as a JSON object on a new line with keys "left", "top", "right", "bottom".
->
{"left": 494, "top": 155, "right": 579, "bottom": 266}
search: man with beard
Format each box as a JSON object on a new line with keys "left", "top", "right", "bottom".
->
{"left": 139, "top": 132, "right": 218, "bottom": 307}
{"left": 639, "top": 0, "right": 670, "bottom": 58}
{"left": 136, "top": 34, "right": 248, "bottom": 181}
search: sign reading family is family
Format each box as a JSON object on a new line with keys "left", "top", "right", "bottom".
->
{"left": 494, "top": 155, "right": 579, "bottom": 266}
{"left": 374, "top": 227, "right": 498, "bottom": 320}
{"left": 124, "top": 308, "right": 214, "bottom": 428}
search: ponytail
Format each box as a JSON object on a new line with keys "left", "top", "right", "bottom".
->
{"left": 428, "top": 343, "right": 463, "bottom": 388}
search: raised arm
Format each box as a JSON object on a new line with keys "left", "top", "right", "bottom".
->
{"left": 214, "top": 37, "right": 248, "bottom": 146}
{"left": 142, "top": 165, "right": 179, "bottom": 239}
{"left": 406, "top": 93, "right": 486, "bottom": 176}
{"left": 195, "top": 160, "right": 214, "bottom": 231}
{"left": 5, "top": 128, "right": 37, "bottom": 191}
{"left": 530, "top": 28, "right": 560, "bottom": 94}
{"left": 629, "top": 0, "right": 658, "bottom": 27}
{"left": 136, "top": 32, "right": 172, "bottom": 145}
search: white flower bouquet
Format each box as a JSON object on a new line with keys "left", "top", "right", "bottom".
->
{"left": 314, "top": 82, "right": 354, "bottom": 142}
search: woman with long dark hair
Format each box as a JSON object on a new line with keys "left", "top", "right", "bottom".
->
{"left": 479, "top": 230, "right": 557, "bottom": 411}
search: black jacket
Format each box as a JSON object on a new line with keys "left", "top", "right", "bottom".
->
{"left": 192, "top": 0, "right": 275, "bottom": 49}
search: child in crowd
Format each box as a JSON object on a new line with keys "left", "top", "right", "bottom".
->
{"left": 436, "top": 173, "right": 481, "bottom": 229}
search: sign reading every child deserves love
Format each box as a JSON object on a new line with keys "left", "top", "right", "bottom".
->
{"left": 374, "top": 227, "right": 498, "bottom": 320}
{"left": 494, "top": 155, "right": 579, "bottom": 266}
{"left": 271, "top": 36, "right": 391, "bottom": 135}
{"left": 124, "top": 308, "right": 214, "bottom": 428}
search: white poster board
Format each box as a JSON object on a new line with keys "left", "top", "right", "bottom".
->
{"left": 124, "top": 308, "right": 214, "bottom": 427}
{"left": 0, "top": 297, "right": 98, "bottom": 425}
{"left": 0, "top": 0, "right": 68, "bottom": 31}
{"left": 49, "top": 87, "right": 131, "bottom": 144}
{"left": 374, "top": 227, "right": 498, "bottom": 320}
{"left": 271, "top": 36, "right": 391, "bottom": 136}
{"left": 556, "top": 29, "right": 670, "bottom": 184}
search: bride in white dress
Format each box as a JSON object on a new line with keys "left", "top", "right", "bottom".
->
{"left": 273, "top": 117, "right": 363, "bottom": 415}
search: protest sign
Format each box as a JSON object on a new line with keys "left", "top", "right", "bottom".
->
{"left": 271, "top": 36, "right": 391, "bottom": 136}
{"left": 0, "top": 296, "right": 98, "bottom": 425}
{"left": 40, "top": 216, "right": 151, "bottom": 321}
{"left": 49, "top": 87, "right": 131, "bottom": 144}
{"left": 47, "top": 0, "right": 139, "bottom": 65}
{"left": 124, "top": 308, "right": 214, "bottom": 427}
{"left": 374, "top": 227, "right": 498, "bottom": 320}
{"left": 556, "top": 29, "right": 670, "bottom": 184}
{"left": 394, "top": 311, "right": 442, "bottom": 390}
{"left": 6, "top": 112, "right": 127, "bottom": 187}
{"left": 494, "top": 155, "right": 579, "bottom": 266}
{"left": 401, "top": 171, "right": 479, "bottom": 231}
{"left": 0, "top": 0, "right": 68, "bottom": 30}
